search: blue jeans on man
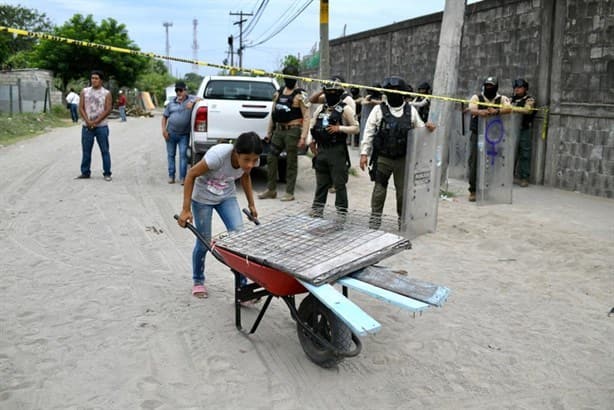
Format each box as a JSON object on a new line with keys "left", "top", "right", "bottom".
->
{"left": 166, "top": 133, "right": 189, "bottom": 182}
{"left": 81, "top": 125, "right": 111, "bottom": 177}
{"left": 119, "top": 106, "right": 126, "bottom": 122}
{"left": 70, "top": 103, "right": 79, "bottom": 123}
{"left": 191, "top": 198, "right": 246, "bottom": 286}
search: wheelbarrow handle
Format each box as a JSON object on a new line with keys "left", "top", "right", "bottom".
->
{"left": 173, "top": 214, "right": 226, "bottom": 264}
{"left": 242, "top": 208, "right": 260, "bottom": 225}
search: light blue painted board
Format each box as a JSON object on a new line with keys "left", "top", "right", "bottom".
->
{"left": 337, "top": 277, "right": 431, "bottom": 313}
{"left": 298, "top": 279, "right": 381, "bottom": 336}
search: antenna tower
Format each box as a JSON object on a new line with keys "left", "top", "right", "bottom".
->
{"left": 192, "top": 19, "right": 199, "bottom": 73}
{"left": 163, "top": 21, "right": 173, "bottom": 73}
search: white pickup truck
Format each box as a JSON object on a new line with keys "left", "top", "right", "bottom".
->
{"left": 189, "top": 75, "right": 286, "bottom": 178}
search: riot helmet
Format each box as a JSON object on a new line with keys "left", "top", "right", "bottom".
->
{"left": 323, "top": 75, "right": 345, "bottom": 106}
{"left": 512, "top": 78, "right": 529, "bottom": 89}
{"left": 483, "top": 76, "right": 498, "bottom": 99}
{"left": 366, "top": 83, "right": 382, "bottom": 99}
{"left": 382, "top": 76, "right": 408, "bottom": 107}
{"left": 282, "top": 65, "right": 299, "bottom": 89}
{"left": 418, "top": 82, "right": 431, "bottom": 93}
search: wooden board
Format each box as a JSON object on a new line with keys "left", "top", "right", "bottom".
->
{"left": 298, "top": 280, "right": 381, "bottom": 336}
{"left": 351, "top": 265, "right": 450, "bottom": 307}
{"left": 337, "top": 277, "right": 431, "bottom": 313}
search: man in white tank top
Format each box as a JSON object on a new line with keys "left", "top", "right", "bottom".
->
{"left": 76, "top": 70, "right": 113, "bottom": 181}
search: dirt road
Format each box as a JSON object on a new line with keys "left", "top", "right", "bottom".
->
{"left": 1, "top": 114, "right": 612, "bottom": 409}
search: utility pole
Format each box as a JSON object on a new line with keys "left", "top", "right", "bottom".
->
{"left": 163, "top": 21, "right": 173, "bottom": 74}
{"left": 319, "top": 0, "right": 330, "bottom": 80}
{"left": 430, "top": 0, "right": 466, "bottom": 190}
{"left": 230, "top": 11, "right": 253, "bottom": 69}
{"left": 192, "top": 19, "right": 199, "bottom": 73}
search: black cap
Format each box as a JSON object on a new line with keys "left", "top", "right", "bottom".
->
{"left": 175, "top": 81, "right": 187, "bottom": 89}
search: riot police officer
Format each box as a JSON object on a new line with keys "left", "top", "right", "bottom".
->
{"left": 307, "top": 78, "right": 359, "bottom": 215}
{"left": 410, "top": 82, "right": 431, "bottom": 122}
{"left": 510, "top": 78, "right": 536, "bottom": 187}
{"left": 359, "top": 76, "right": 436, "bottom": 229}
{"left": 467, "top": 76, "right": 511, "bottom": 201}
{"left": 258, "top": 65, "right": 310, "bottom": 202}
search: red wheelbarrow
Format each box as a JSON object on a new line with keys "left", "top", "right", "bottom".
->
{"left": 175, "top": 207, "right": 449, "bottom": 368}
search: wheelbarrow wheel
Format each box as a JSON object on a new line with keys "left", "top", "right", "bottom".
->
{"left": 296, "top": 294, "right": 353, "bottom": 368}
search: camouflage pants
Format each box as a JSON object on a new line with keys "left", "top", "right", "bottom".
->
{"left": 266, "top": 127, "right": 300, "bottom": 194}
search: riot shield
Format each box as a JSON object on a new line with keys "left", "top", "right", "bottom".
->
{"left": 401, "top": 127, "right": 439, "bottom": 239}
{"left": 447, "top": 105, "right": 472, "bottom": 181}
{"left": 476, "top": 114, "right": 520, "bottom": 204}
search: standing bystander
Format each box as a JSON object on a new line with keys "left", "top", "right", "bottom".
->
{"left": 75, "top": 71, "right": 113, "bottom": 181}
{"left": 117, "top": 90, "right": 127, "bottom": 122}
{"left": 161, "top": 81, "right": 201, "bottom": 185}
{"left": 65, "top": 88, "right": 80, "bottom": 123}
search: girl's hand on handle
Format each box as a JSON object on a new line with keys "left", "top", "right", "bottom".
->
{"left": 177, "top": 210, "right": 193, "bottom": 227}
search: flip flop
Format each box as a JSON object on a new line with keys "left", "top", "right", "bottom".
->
{"left": 192, "top": 284, "right": 208, "bottom": 299}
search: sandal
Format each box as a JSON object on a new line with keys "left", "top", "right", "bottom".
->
{"left": 192, "top": 284, "right": 208, "bottom": 299}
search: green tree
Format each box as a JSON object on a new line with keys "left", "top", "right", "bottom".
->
{"left": 31, "top": 14, "right": 148, "bottom": 90}
{"left": 0, "top": 4, "right": 53, "bottom": 68}
{"left": 135, "top": 59, "right": 175, "bottom": 105}
{"left": 183, "top": 72, "right": 204, "bottom": 94}
{"left": 280, "top": 55, "right": 300, "bottom": 70}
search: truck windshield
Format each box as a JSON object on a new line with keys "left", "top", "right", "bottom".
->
{"left": 204, "top": 80, "right": 276, "bottom": 101}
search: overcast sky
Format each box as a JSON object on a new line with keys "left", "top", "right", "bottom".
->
{"left": 8, "top": 0, "right": 476, "bottom": 77}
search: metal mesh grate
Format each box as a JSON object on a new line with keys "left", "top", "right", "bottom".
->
{"left": 213, "top": 204, "right": 411, "bottom": 284}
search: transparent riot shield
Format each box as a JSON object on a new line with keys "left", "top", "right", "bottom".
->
{"left": 447, "top": 106, "right": 472, "bottom": 181}
{"left": 476, "top": 114, "right": 520, "bottom": 204}
{"left": 401, "top": 127, "right": 440, "bottom": 239}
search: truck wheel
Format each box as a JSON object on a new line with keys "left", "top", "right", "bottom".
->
{"left": 191, "top": 152, "right": 204, "bottom": 167}
{"left": 296, "top": 294, "right": 353, "bottom": 368}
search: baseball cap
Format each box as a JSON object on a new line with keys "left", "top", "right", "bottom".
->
{"left": 174, "top": 81, "right": 187, "bottom": 90}
{"left": 484, "top": 77, "right": 498, "bottom": 86}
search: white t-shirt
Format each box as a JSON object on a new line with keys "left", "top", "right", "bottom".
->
{"left": 192, "top": 144, "right": 253, "bottom": 205}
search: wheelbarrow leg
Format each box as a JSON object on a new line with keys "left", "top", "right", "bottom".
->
{"left": 233, "top": 270, "right": 274, "bottom": 333}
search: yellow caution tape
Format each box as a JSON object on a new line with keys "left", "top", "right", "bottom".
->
{"left": 1, "top": 25, "right": 549, "bottom": 139}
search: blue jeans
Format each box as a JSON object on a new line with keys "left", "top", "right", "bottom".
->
{"left": 166, "top": 133, "right": 189, "bottom": 180}
{"left": 81, "top": 126, "right": 111, "bottom": 177}
{"left": 119, "top": 106, "right": 126, "bottom": 122}
{"left": 191, "top": 198, "right": 246, "bottom": 286}
{"left": 70, "top": 103, "right": 79, "bottom": 123}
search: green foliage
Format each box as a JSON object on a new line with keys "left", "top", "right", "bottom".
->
{"left": 30, "top": 14, "right": 148, "bottom": 90}
{"left": 135, "top": 71, "right": 175, "bottom": 106}
{"left": 0, "top": 109, "right": 71, "bottom": 146}
{"left": 0, "top": 4, "right": 53, "bottom": 68}
{"left": 183, "top": 72, "right": 204, "bottom": 94}
{"left": 281, "top": 55, "right": 300, "bottom": 70}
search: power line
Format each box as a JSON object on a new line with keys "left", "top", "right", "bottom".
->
{"left": 245, "top": 0, "right": 314, "bottom": 48}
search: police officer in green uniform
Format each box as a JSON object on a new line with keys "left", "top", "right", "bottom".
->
{"left": 510, "top": 78, "right": 536, "bottom": 187}
{"left": 359, "top": 76, "right": 436, "bottom": 229}
{"left": 307, "top": 79, "right": 359, "bottom": 215}
{"left": 258, "top": 65, "right": 310, "bottom": 202}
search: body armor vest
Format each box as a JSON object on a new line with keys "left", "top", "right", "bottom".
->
{"left": 470, "top": 94, "right": 502, "bottom": 132}
{"left": 374, "top": 103, "right": 414, "bottom": 159}
{"left": 310, "top": 103, "right": 346, "bottom": 146}
{"left": 272, "top": 88, "right": 304, "bottom": 123}
{"left": 511, "top": 94, "right": 536, "bottom": 129}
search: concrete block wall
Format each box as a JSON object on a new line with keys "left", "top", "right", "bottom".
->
{"left": 329, "top": 0, "right": 614, "bottom": 198}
